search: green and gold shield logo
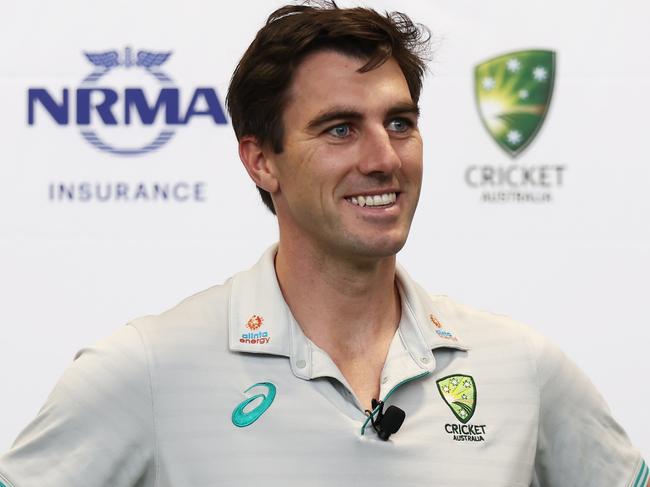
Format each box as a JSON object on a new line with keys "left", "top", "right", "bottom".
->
{"left": 475, "top": 49, "right": 556, "bottom": 157}
{"left": 436, "top": 374, "right": 476, "bottom": 423}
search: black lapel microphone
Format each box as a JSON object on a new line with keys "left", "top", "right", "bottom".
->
{"left": 366, "top": 399, "right": 406, "bottom": 441}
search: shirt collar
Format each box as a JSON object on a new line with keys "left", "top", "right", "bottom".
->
{"left": 394, "top": 261, "right": 470, "bottom": 353}
{"left": 228, "top": 244, "right": 469, "bottom": 377}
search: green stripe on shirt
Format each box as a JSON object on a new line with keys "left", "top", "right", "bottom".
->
{"left": 634, "top": 460, "right": 648, "bottom": 487}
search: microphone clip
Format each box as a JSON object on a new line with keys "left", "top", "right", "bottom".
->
{"left": 365, "top": 399, "right": 406, "bottom": 441}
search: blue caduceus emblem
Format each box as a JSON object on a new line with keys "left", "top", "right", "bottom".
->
{"left": 79, "top": 46, "right": 175, "bottom": 156}
{"left": 82, "top": 47, "right": 173, "bottom": 83}
{"left": 84, "top": 50, "right": 120, "bottom": 69}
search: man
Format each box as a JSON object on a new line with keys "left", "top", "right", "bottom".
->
{"left": 0, "top": 2, "right": 647, "bottom": 487}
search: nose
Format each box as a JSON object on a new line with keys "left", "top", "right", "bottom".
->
{"left": 357, "top": 126, "right": 402, "bottom": 176}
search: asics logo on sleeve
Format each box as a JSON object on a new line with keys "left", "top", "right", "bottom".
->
{"left": 231, "top": 382, "right": 276, "bottom": 428}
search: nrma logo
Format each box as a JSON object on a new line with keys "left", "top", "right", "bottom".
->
{"left": 27, "top": 47, "right": 227, "bottom": 156}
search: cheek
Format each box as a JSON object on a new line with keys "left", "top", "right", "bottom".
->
{"left": 300, "top": 144, "right": 358, "bottom": 194}
{"left": 397, "top": 140, "right": 423, "bottom": 178}
{"left": 311, "top": 143, "right": 360, "bottom": 173}
{"left": 276, "top": 145, "right": 329, "bottom": 207}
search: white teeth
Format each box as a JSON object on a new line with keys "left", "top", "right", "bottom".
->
{"left": 346, "top": 192, "right": 397, "bottom": 207}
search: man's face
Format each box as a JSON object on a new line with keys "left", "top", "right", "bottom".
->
{"left": 269, "top": 50, "right": 423, "bottom": 261}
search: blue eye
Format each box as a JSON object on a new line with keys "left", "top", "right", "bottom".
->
{"left": 328, "top": 124, "right": 350, "bottom": 138}
{"left": 387, "top": 118, "right": 411, "bottom": 132}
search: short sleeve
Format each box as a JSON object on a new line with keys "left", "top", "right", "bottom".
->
{"left": 530, "top": 333, "right": 645, "bottom": 487}
{"left": 0, "top": 324, "right": 156, "bottom": 487}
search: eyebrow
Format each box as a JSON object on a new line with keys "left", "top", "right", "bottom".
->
{"left": 306, "top": 102, "right": 420, "bottom": 130}
{"left": 306, "top": 107, "right": 362, "bottom": 130}
{"left": 386, "top": 102, "right": 420, "bottom": 120}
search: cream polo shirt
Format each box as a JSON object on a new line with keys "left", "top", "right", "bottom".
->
{"left": 0, "top": 245, "right": 646, "bottom": 487}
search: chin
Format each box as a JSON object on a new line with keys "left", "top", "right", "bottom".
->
{"left": 342, "top": 233, "right": 408, "bottom": 259}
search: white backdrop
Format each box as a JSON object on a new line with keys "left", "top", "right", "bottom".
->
{"left": 1, "top": 0, "right": 648, "bottom": 461}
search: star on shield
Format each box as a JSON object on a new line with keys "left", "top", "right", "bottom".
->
{"left": 436, "top": 374, "right": 477, "bottom": 424}
{"left": 474, "top": 49, "right": 556, "bottom": 157}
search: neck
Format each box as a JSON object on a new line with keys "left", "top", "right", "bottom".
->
{"left": 274, "top": 236, "right": 401, "bottom": 359}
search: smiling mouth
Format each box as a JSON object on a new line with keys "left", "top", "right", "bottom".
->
{"left": 344, "top": 192, "right": 398, "bottom": 208}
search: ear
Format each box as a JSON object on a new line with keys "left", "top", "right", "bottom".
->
{"left": 238, "top": 136, "right": 279, "bottom": 194}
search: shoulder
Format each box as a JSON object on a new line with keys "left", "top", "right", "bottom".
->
{"left": 0, "top": 324, "right": 157, "bottom": 486}
{"left": 131, "top": 279, "right": 232, "bottom": 331}
{"left": 128, "top": 279, "right": 233, "bottom": 350}
{"left": 428, "top": 294, "right": 547, "bottom": 351}
{"left": 427, "top": 295, "right": 644, "bottom": 487}
{"left": 425, "top": 294, "right": 577, "bottom": 390}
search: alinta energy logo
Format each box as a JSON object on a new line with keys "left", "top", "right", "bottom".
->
{"left": 465, "top": 49, "right": 566, "bottom": 203}
{"left": 429, "top": 314, "right": 458, "bottom": 342}
{"left": 28, "top": 46, "right": 228, "bottom": 203}
{"left": 240, "top": 314, "right": 270, "bottom": 345}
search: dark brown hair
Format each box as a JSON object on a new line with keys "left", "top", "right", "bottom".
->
{"left": 227, "top": 1, "right": 430, "bottom": 214}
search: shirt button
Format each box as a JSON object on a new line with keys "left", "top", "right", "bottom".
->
{"left": 381, "top": 376, "right": 389, "bottom": 384}
{"left": 420, "top": 356, "right": 431, "bottom": 364}
{"left": 296, "top": 359, "right": 307, "bottom": 369}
